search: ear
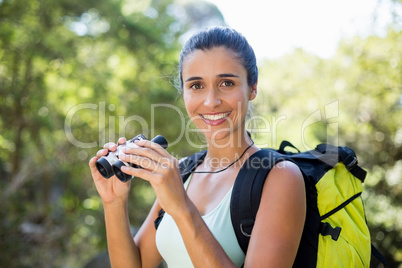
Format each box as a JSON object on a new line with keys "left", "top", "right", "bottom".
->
{"left": 249, "top": 82, "right": 258, "bottom": 101}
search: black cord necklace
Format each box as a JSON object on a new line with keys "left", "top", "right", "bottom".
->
{"left": 192, "top": 141, "right": 255, "bottom": 174}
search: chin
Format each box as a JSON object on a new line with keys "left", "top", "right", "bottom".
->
{"left": 205, "top": 131, "right": 234, "bottom": 145}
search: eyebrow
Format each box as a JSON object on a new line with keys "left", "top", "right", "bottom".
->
{"left": 185, "top": 76, "right": 202, "bottom": 82}
{"left": 218, "top": 73, "right": 240, "bottom": 78}
{"left": 184, "top": 73, "right": 240, "bottom": 82}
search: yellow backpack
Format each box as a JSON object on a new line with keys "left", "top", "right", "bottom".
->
{"left": 230, "top": 141, "right": 386, "bottom": 267}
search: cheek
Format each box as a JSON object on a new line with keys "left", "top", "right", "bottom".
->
{"left": 229, "top": 91, "right": 250, "bottom": 109}
{"left": 183, "top": 92, "right": 196, "bottom": 114}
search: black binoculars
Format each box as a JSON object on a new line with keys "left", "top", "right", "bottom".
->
{"left": 95, "top": 134, "right": 168, "bottom": 182}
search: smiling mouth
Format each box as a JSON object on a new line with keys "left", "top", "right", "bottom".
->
{"left": 200, "top": 112, "right": 231, "bottom": 121}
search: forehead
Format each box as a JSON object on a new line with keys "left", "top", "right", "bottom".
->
{"left": 182, "top": 46, "right": 246, "bottom": 77}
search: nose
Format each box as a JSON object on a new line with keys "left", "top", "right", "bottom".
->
{"left": 204, "top": 89, "right": 221, "bottom": 108}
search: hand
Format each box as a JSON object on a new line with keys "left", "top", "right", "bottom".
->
{"left": 117, "top": 139, "right": 188, "bottom": 217}
{"left": 89, "top": 137, "right": 131, "bottom": 205}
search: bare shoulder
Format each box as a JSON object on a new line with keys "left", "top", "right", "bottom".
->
{"left": 260, "top": 159, "right": 306, "bottom": 214}
{"left": 244, "top": 160, "right": 306, "bottom": 267}
{"left": 269, "top": 160, "right": 304, "bottom": 183}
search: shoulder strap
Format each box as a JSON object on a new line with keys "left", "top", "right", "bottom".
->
{"left": 371, "top": 244, "right": 390, "bottom": 267}
{"left": 230, "top": 149, "right": 290, "bottom": 254}
{"left": 278, "top": 140, "right": 300, "bottom": 154}
{"left": 179, "top": 150, "right": 207, "bottom": 183}
{"left": 154, "top": 150, "right": 207, "bottom": 230}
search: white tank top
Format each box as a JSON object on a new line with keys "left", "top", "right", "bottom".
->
{"left": 155, "top": 175, "right": 245, "bottom": 267}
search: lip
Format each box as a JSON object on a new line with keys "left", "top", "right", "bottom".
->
{"left": 200, "top": 111, "right": 231, "bottom": 126}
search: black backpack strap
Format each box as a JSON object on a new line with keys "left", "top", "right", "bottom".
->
{"left": 175, "top": 150, "right": 208, "bottom": 184}
{"left": 371, "top": 244, "right": 389, "bottom": 267}
{"left": 230, "top": 149, "right": 290, "bottom": 254}
{"left": 315, "top": 144, "right": 367, "bottom": 182}
{"left": 154, "top": 150, "right": 207, "bottom": 230}
{"left": 278, "top": 140, "right": 301, "bottom": 154}
{"left": 338, "top": 147, "right": 367, "bottom": 182}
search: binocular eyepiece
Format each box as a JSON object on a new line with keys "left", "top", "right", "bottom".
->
{"left": 95, "top": 134, "right": 168, "bottom": 182}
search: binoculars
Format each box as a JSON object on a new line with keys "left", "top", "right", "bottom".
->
{"left": 95, "top": 134, "right": 168, "bottom": 182}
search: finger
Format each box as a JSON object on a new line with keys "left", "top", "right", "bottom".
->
{"left": 122, "top": 143, "right": 161, "bottom": 162}
{"left": 118, "top": 152, "right": 162, "bottom": 172}
{"left": 89, "top": 156, "right": 98, "bottom": 169}
{"left": 89, "top": 157, "right": 103, "bottom": 180}
{"left": 121, "top": 146, "right": 172, "bottom": 172}
{"left": 96, "top": 148, "right": 109, "bottom": 158}
{"left": 117, "top": 137, "right": 126, "bottom": 145}
{"left": 121, "top": 165, "right": 152, "bottom": 182}
{"left": 103, "top": 142, "right": 118, "bottom": 151}
{"left": 132, "top": 139, "right": 170, "bottom": 158}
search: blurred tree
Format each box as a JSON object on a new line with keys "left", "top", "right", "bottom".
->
{"left": 0, "top": 0, "right": 224, "bottom": 267}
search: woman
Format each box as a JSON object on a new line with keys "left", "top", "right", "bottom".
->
{"left": 89, "top": 26, "right": 306, "bottom": 267}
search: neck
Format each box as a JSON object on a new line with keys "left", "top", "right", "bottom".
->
{"left": 202, "top": 132, "right": 255, "bottom": 171}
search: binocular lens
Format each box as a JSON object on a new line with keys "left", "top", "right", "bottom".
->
{"left": 112, "top": 161, "right": 133, "bottom": 182}
{"left": 95, "top": 157, "right": 114, "bottom": 178}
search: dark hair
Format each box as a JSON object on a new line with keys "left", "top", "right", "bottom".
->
{"left": 178, "top": 26, "right": 258, "bottom": 91}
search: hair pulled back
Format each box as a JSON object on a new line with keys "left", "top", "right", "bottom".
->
{"left": 178, "top": 26, "right": 258, "bottom": 91}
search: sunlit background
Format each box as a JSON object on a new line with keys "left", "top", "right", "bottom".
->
{"left": 0, "top": 0, "right": 401, "bottom": 267}
{"left": 207, "top": 0, "right": 400, "bottom": 59}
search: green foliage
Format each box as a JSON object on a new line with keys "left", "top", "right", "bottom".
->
{"left": 0, "top": 0, "right": 226, "bottom": 266}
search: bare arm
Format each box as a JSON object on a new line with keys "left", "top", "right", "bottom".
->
{"left": 102, "top": 199, "right": 141, "bottom": 267}
{"left": 89, "top": 139, "right": 162, "bottom": 268}
{"left": 244, "top": 161, "right": 306, "bottom": 267}
{"left": 134, "top": 200, "right": 164, "bottom": 268}
{"left": 171, "top": 196, "right": 237, "bottom": 267}
{"left": 102, "top": 192, "right": 163, "bottom": 268}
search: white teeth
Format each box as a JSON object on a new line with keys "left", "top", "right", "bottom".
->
{"left": 201, "top": 112, "right": 230, "bottom": 121}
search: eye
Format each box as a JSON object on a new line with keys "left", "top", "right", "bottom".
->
{"left": 221, "top": 80, "right": 234, "bottom": 87}
{"left": 190, "top": 83, "right": 203, "bottom": 90}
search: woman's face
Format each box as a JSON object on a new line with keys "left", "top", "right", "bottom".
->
{"left": 181, "top": 46, "right": 257, "bottom": 144}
